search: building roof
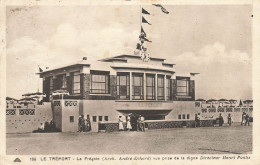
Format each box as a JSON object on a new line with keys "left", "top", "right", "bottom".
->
{"left": 99, "top": 54, "right": 166, "bottom": 62}
{"left": 37, "top": 54, "right": 175, "bottom": 75}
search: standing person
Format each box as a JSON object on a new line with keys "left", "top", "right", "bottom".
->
{"left": 227, "top": 113, "right": 232, "bottom": 126}
{"left": 85, "top": 115, "right": 91, "bottom": 132}
{"left": 197, "top": 113, "right": 201, "bottom": 127}
{"left": 126, "top": 116, "right": 132, "bottom": 131}
{"left": 195, "top": 114, "right": 198, "bottom": 128}
{"left": 140, "top": 115, "right": 145, "bottom": 132}
{"left": 245, "top": 113, "right": 250, "bottom": 126}
{"left": 118, "top": 116, "right": 124, "bottom": 131}
{"left": 219, "top": 113, "right": 224, "bottom": 127}
{"left": 241, "top": 112, "right": 246, "bottom": 125}
{"left": 78, "top": 115, "right": 84, "bottom": 132}
{"left": 137, "top": 116, "right": 141, "bottom": 131}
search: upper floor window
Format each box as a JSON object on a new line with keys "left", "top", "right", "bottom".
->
{"left": 117, "top": 72, "right": 130, "bottom": 100}
{"left": 157, "top": 75, "right": 164, "bottom": 100}
{"left": 146, "top": 74, "right": 155, "bottom": 100}
{"left": 57, "top": 74, "right": 67, "bottom": 89}
{"left": 166, "top": 76, "right": 171, "bottom": 100}
{"left": 62, "top": 74, "right": 67, "bottom": 89}
{"left": 49, "top": 77, "right": 53, "bottom": 94}
{"left": 132, "top": 73, "right": 143, "bottom": 100}
{"left": 90, "top": 71, "right": 110, "bottom": 94}
{"left": 72, "top": 71, "right": 81, "bottom": 94}
{"left": 176, "top": 77, "right": 190, "bottom": 96}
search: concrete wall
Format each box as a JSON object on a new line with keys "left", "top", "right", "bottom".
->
{"left": 53, "top": 100, "right": 80, "bottom": 132}
{"left": 6, "top": 102, "right": 52, "bottom": 133}
{"left": 200, "top": 107, "right": 253, "bottom": 123}
{"left": 61, "top": 100, "right": 80, "bottom": 132}
{"left": 80, "top": 100, "right": 199, "bottom": 123}
{"left": 53, "top": 100, "right": 62, "bottom": 131}
{"left": 166, "top": 101, "right": 200, "bottom": 121}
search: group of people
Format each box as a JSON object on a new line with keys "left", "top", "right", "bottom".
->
{"left": 118, "top": 115, "right": 145, "bottom": 132}
{"left": 241, "top": 112, "right": 251, "bottom": 126}
{"left": 195, "top": 112, "right": 251, "bottom": 127}
{"left": 37, "top": 120, "right": 57, "bottom": 132}
{"left": 78, "top": 115, "right": 92, "bottom": 132}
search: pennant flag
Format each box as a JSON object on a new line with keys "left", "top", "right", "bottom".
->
{"left": 142, "top": 16, "right": 151, "bottom": 25}
{"left": 38, "top": 65, "right": 43, "bottom": 72}
{"left": 141, "top": 26, "right": 146, "bottom": 37}
{"left": 142, "top": 8, "right": 150, "bottom": 15}
{"left": 152, "top": 4, "right": 169, "bottom": 14}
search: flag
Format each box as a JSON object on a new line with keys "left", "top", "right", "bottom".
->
{"left": 142, "top": 8, "right": 150, "bottom": 15}
{"left": 141, "top": 26, "right": 146, "bottom": 37}
{"left": 152, "top": 4, "right": 169, "bottom": 14}
{"left": 38, "top": 66, "right": 43, "bottom": 72}
{"left": 142, "top": 16, "right": 151, "bottom": 25}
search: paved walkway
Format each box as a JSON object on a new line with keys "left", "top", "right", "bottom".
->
{"left": 6, "top": 125, "right": 252, "bottom": 155}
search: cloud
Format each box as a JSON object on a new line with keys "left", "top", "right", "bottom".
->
{"left": 171, "top": 42, "right": 252, "bottom": 100}
{"left": 6, "top": 22, "right": 140, "bottom": 98}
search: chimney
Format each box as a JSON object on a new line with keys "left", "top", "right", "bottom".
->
{"left": 83, "top": 57, "right": 87, "bottom": 60}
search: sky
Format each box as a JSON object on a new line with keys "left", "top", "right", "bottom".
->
{"left": 6, "top": 5, "right": 252, "bottom": 100}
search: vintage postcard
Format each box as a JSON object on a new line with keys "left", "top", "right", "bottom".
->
{"left": 0, "top": 0, "right": 260, "bottom": 164}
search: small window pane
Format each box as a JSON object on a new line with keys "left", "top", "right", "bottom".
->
{"left": 70, "top": 116, "right": 74, "bottom": 123}
{"left": 93, "top": 116, "right": 97, "bottom": 122}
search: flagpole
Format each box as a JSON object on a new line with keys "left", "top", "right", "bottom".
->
{"left": 140, "top": 5, "right": 141, "bottom": 29}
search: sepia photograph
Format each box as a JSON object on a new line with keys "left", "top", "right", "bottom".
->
{"left": 1, "top": 1, "right": 258, "bottom": 162}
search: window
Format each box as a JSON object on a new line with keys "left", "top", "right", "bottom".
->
{"left": 93, "top": 116, "right": 97, "bottom": 122}
{"left": 146, "top": 74, "right": 155, "bottom": 100}
{"left": 182, "top": 114, "right": 186, "bottom": 119}
{"left": 166, "top": 76, "right": 171, "bottom": 100}
{"left": 176, "top": 77, "right": 190, "bottom": 96}
{"left": 178, "top": 114, "right": 181, "bottom": 119}
{"left": 72, "top": 71, "right": 80, "bottom": 94}
{"left": 157, "top": 75, "right": 164, "bottom": 100}
{"left": 90, "top": 71, "right": 110, "bottom": 94}
{"left": 117, "top": 72, "right": 130, "bottom": 99}
{"left": 62, "top": 74, "right": 67, "bottom": 89}
{"left": 70, "top": 116, "right": 74, "bottom": 123}
{"left": 99, "top": 116, "right": 103, "bottom": 121}
{"left": 132, "top": 73, "right": 144, "bottom": 100}
{"left": 104, "top": 116, "right": 108, "bottom": 121}
{"left": 187, "top": 114, "right": 190, "bottom": 119}
{"left": 57, "top": 74, "right": 67, "bottom": 89}
{"left": 50, "top": 77, "right": 53, "bottom": 94}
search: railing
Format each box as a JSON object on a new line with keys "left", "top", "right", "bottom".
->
{"left": 201, "top": 107, "right": 253, "bottom": 113}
